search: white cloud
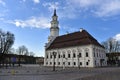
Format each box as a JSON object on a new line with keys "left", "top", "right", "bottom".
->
{"left": 0, "top": 0, "right": 5, "bottom": 6}
{"left": 33, "top": 0, "right": 40, "bottom": 4}
{"left": 95, "top": 0, "right": 120, "bottom": 17}
{"left": 67, "top": 0, "right": 98, "bottom": 8}
{"left": 60, "top": 0, "right": 120, "bottom": 18}
{"left": 114, "top": 34, "right": 120, "bottom": 41}
{"left": 43, "top": 1, "right": 78, "bottom": 19}
{"left": 43, "top": 2, "right": 59, "bottom": 11}
{"left": 7, "top": 16, "right": 50, "bottom": 29}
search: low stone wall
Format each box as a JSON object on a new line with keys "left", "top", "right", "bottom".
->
{"left": 21, "top": 64, "right": 40, "bottom": 67}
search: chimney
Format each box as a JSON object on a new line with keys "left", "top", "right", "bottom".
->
{"left": 80, "top": 28, "right": 83, "bottom": 32}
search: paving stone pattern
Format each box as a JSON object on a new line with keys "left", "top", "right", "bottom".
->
{"left": 0, "top": 66, "right": 120, "bottom": 80}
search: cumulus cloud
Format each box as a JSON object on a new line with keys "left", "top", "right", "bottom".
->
{"left": 114, "top": 34, "right": 120, "bottom": 41}
{"left": 7, "top": 16, "right": 50, "bottom": 29}
{"left": 33, "top": 0, "right": 40, "bottom": 4}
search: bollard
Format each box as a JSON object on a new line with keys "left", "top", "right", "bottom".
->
{"left": 11, "top": 70, "right": 15, "bottom": 75}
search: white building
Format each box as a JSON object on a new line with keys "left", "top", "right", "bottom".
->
{"left": 44, "top": 9, "right": 107, "bottom": 67}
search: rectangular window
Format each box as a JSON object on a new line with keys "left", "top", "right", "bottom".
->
{"left": 96, "top": 53, "right": 97, "bottom": 57}
{"left": 54, "top": 55, "right": 56, "bottom": 58}
{"left": 58, "top": 62, "right": 60, "bottom": 65}
{"left": 86, "top": 52, "right": 88, "bottom": 57}
{"left": 86, "top": 62, "right": 89, "bottom": 65}
{"left": 50, "top": 55, "right": 52, "bottom": 58}
{"left": 63, "top": 62, "right": 65, "bottom": 65}
{"left": 50, "top": 62, "right": 52, "bottom": 65}
{"left": 46, "top": 62, "right": 48, "bottom": 65}
{"left": 94, "top": 52, "right": 95, "bottom": 57}
{"left": 46, "top": 55, "right": 48, "bottom": 58}
{"left": 74, "top": 62, "right": 76, "bottom": 65}
{"left": 68, "top": 62, "right": 70, "bottom": 65}
{"left": 54, "top": 62, "right": 56, "bottom": 65}
{"left": 79, "top": 53, "right": 81, "bottom": 57}
{"left": 80, "top": 62, "right": 82, "bottom": 65}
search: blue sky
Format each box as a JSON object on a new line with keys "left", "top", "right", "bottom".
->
{"left": 0, "top": 0, "right": 120, "bottom": 57}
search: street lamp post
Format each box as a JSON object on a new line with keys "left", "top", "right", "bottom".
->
{"left": 52, "top": 51, "right": 57, "bottom": 71}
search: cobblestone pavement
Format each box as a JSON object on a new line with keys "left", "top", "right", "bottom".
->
{"left": 0, "top": 66, "right": 120, "bottom": 80}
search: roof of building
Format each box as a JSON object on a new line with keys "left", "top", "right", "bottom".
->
{"left": 47, "top": 29, "right": 104, "bottom": 50}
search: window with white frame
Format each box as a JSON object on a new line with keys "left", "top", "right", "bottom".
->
{"left": 85, "top": 48, "right": 89, "bottom": 57}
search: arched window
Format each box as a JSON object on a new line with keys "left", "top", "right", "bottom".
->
{"left": 78, "top": 48, "right": 82, "bottom": 53}
{"left": 67, "top": 50, "right": 71, "bottom": 58}
{"left": 72, "top": 49, "right": 76, "bottom": 58}
{"left": 62, "top": 51, "right": 66, "bottom": 58}
{"left": 73, "top": 53, "right": 76, "bottom": 58}
{"left": 58, "top": 54, "right": 61, "bottom": 58}
{"left": 86, "top": 52, "right": 88, "bottom": 57}
{"left": 63, "top": 54, "right": 65, "bottom": 58}
{"left": 50, "top": 53, "right": 52, "bottom": 58}
{"left": 93, "top": 48, "right": 95, "bottom": 57}
{"left": 46, "top": 55, "right": 48, "bottom": 58}
{"left": 85, "top": 48, "right": 89, "bottom": 57}
{"left": 68, "top": 54, "right": 70, "bottom": 58}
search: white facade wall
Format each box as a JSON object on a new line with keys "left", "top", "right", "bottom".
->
{"left": 44, "top": 44, "right": 107, "bottom": 67}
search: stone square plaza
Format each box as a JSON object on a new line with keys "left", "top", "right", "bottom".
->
{"left": 0, "top": 65, "right": 120, "bottom": 80}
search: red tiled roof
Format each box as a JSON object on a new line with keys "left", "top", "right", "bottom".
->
{"left": 47, "top": 30, "right": 104, "bottom": 50}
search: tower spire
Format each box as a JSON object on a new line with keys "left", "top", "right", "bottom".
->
{"left": 53, "top": 9, "right": 57, "bottom": 16}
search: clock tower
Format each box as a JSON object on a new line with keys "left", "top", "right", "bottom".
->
{"left": 48, "top": 9, "right": 59, "bottom": 42}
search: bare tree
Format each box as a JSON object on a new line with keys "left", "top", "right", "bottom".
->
{"left": 0, "top": 29, "right": 15, "bottom": 67}
{"left": 17, "top": 45, "right": 29, "bottom": 66}
{"left": 8, "top": 48, "right": 16, "bottom": 54}
{"left": 29, "top": 51, "right": 35, "bottom": 56}
{"left": 17, "top": 45, "right": 28, "bottom": 55}
{"left": 102, "top": 38, "right": 120, "bottom": 53}
{"left": 0, "top": 30, "right": 15, "bottom": 54}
